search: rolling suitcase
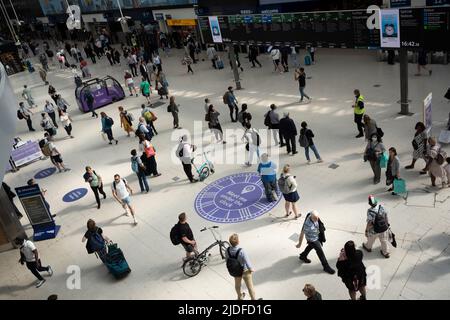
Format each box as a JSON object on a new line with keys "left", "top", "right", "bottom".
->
{"left": 304, "top": 55, "right": 311, "bottom": 66}
{"left": 104, "top": 242, "right": 131, "bottom": 279}
{"left": 215, "top": 58, "right": 224, "bottom": 69}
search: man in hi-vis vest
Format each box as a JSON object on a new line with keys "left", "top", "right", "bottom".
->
{"left": 352, "top": 89, "right": 365, "bottom": 138}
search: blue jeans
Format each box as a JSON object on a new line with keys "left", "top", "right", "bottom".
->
{"left": 304, "top": 144, "right": 321, "bottom": 161}
{"left": 136, "top": 171, "right": 149, "bottom": 192}
{"left": 300, "top": 87, "right": 310, "bottom": 101}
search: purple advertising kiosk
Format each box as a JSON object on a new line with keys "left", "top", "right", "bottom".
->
{"left": 75, "top": 76, "right": 125, "bottom": 113}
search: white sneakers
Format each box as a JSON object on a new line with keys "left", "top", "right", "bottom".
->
{"left": 133, "top": 217, "right": 138, "bottom": 225}
{"left": 36, "top": 279, "right": 46, "bottom": 288}
{"left": 47, "top": 266, "right": 53, "bottom": 276}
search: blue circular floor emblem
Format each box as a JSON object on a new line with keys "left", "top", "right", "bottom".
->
{"left": 63, "top": 188, "right": 88, "bottom": 203}
{"left": 34, "top": 167, "right": 57, "bottom": 179}
{"left": 195, "top": 173, "right": 281, "bottom": 223}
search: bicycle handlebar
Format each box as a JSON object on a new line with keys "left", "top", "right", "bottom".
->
{"left": 200, "top": 226, "right": 219, "bottom": 232}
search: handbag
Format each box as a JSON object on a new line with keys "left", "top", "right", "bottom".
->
{"left": 205, "top": 112, "right": 211, "bottom": 122}
{"left": 393, "top": 178, "right": 407, "bottom": 194}
{"left": 144, "top": 145, "right": 156, "bottom": 158}
{"left": 376, "top": 126, "right": 384, "bottom": 138}
{"left": 379, "top": 151, "right": 389, "bottom": 168}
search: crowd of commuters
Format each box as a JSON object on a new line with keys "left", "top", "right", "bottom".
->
{"left": 7, "top": 34, "right": 447, "bottom": 301}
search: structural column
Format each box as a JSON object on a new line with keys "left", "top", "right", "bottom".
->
{"left": 227, "top": 44, "right": 242, "bottom": 90}
{"left": 399, "top": 48, "right": 411, "bottom": 115}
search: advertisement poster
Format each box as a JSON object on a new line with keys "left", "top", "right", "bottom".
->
{"left": 424, "top": 93, "right": 432, "bottom": 133}
{"left": 208, "top": 16, "right": 223, "bottom": 43}
{"left": 380, "top": 9, "right": 401, "bottom": 48}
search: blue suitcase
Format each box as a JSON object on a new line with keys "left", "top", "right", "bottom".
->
{"left": 216, "top": 59, "right": 224, "bottom": 69}
{"left": 304, "top": 55, "right": 311, "bottom": 66}
{"left": 104, "top": 243, "right": 131, "bottom": 279}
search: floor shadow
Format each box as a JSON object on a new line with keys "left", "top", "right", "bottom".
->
{"left": 397, "top": 233, "right": 450, "bottom": 283}
{"left": 254, "top": 256, "right": 336, "bottom": 285}
{"left": 0, "top": 282, "right": 35, "bottom": 296}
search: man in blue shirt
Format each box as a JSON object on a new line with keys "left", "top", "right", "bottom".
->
{"left": 224, "top": 86, "right": 239, "bottom": 122}
{"left": 257, "top": 153, "right": 278, "bottom": 202}
{"left": 296, "top": 210, "right": 335, "bottom": 274}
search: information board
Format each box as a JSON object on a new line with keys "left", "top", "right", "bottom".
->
{"left": 201, "top": 10, "right": 381, "bottom": 48}
{"left": 400, "top": 7, "right": 450, "bottom": 50}
{"left": 15, "top": 185, "right": 52, "bottom": 226}
{"left": 200, "top": 8, "right": 448, "bottom": 49}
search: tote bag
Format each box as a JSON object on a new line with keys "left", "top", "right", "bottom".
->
{"left": 379, "top": 151, "right": 389, "bottom": 168}
{"left": 393, "top": 178, "right": 407, "bottom": 194}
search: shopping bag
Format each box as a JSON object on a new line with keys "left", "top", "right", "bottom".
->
{"left": 393, "top": 178, "right": 407, "bottom": 194}
{"left": 379, "top": 151, "right": 389, "bottom": 168}
{"left": 101, "top": 132, "right": 107, "bottom": 141}
{"left": 438, "top": 130, "right": 450, "bottom": 144}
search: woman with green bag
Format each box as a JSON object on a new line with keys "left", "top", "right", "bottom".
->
{"left": 386, "top": 147, "right": 401, "bottom": 194}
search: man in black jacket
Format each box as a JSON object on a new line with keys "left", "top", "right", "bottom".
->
{"left": 279, "top": 112, "right": 298, "bottom": 155}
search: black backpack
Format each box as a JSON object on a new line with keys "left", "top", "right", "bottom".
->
{"left": 170, "top": 224, "right": 181, "bottom": 245}
{"left": 264, "top": 112, "right": 271, "bottom": 127}
{"left": 17, "top": 110, "right": 24, "bottom": 120}
{"left": 226, "top": 247, "right": 244, "bottom": 277}
{"left": 373, "top": 206, "right": 389, "bottom": 233}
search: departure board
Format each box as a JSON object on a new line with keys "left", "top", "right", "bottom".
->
{"left": 198, "top": 16, "right": 213, "bottom": 43}
{"left": 400, "top": 7, "right": 450, "bottom": 50}
{"left": 400, "top": 9, "right": 423, "bottom": 48}
{"left": 352, "top": 10, "right": 380, "bottom": 49}
{"left": 423, "top": 7, "right": 450, "bottom": 50}
{"left": 199, "top": 10, "right": 383, "bottom": 49}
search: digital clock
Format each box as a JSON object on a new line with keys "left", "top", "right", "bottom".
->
{"left": 401, "top": 41, "right": 421, "bottom": 47}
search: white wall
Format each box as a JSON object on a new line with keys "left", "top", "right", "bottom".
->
{"left": 0, "top": 64, "right": 18, "bottom": 183}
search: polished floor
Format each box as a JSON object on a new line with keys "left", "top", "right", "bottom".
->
{"left": 1, "top": 44, "right": 450, "bottom": 300}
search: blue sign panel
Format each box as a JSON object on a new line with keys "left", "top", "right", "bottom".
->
{"left": 34, "top": 167, "right": 57, "bottom": 179}
{"left": 195, "top": 173, "right": 281, "bottom": 224}
{"left": 390, "top": 0, "right": 411, "bottom": 7}
{"left": 63, "top": 188, "right": 88, "bottom": 203}
{"left": 426, "top": 0, "right": 450, "bottom": 6}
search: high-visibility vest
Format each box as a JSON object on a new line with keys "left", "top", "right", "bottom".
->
{"left": 354, "top": 95, "right": 365, "bottom": 115}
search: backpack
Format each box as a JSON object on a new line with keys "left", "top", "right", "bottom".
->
{"left": 87, "top": 230, "right": 105, "bottom": 254}
{"left": 170, "top": 224, "right": 181, "bottom": 245}
{"left": 237, "top": 111, "right": 244, "bottom": 124}
{"left": 41, "top": 143, "right": 52, "bottom": 157}
{"left": 436, "top": 148, "right": 448, "bottom": 165}
{"left": 17, "top": 110, "right": 24, "bottom": 120}
{"left": 264, "top": 112, "right": 271, "bottom": 127}
{"left": 105, "top": 117, "right": 114, "bottom": 126}
{"left": 364, "top": 144, "right": 378, "bottom": 162}
{"left": 299, "top": 132, "right": 309, "bottom": 148}
{"left": 373, "top": 206, "right": 389, "bottom": 234}
{"left": 278, "top": 175, "right": 293, "bottom": 194}
{"left": 226, "top": 247, "right": 244, "bottom": 277}
{"left": 178, "top": 146, "right": 184, "bottom": 158}
{"left": 223, "top": 92, "right": 229, "bottom": 105}
{"left": 126, "top": 113, "right": 134, "bottom": 123}
{"left": 131, "top": 157, "right": 139, "bottom": 173}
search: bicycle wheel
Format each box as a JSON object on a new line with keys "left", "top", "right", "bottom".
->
{"left": 182, "top": 257, "right": 202, "bottom": 277}
{"left": 219, "top": 241, "right": 230, "bottom": 259}
{"left": 199, "top": 166, "right": 210, "bottom": 181}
